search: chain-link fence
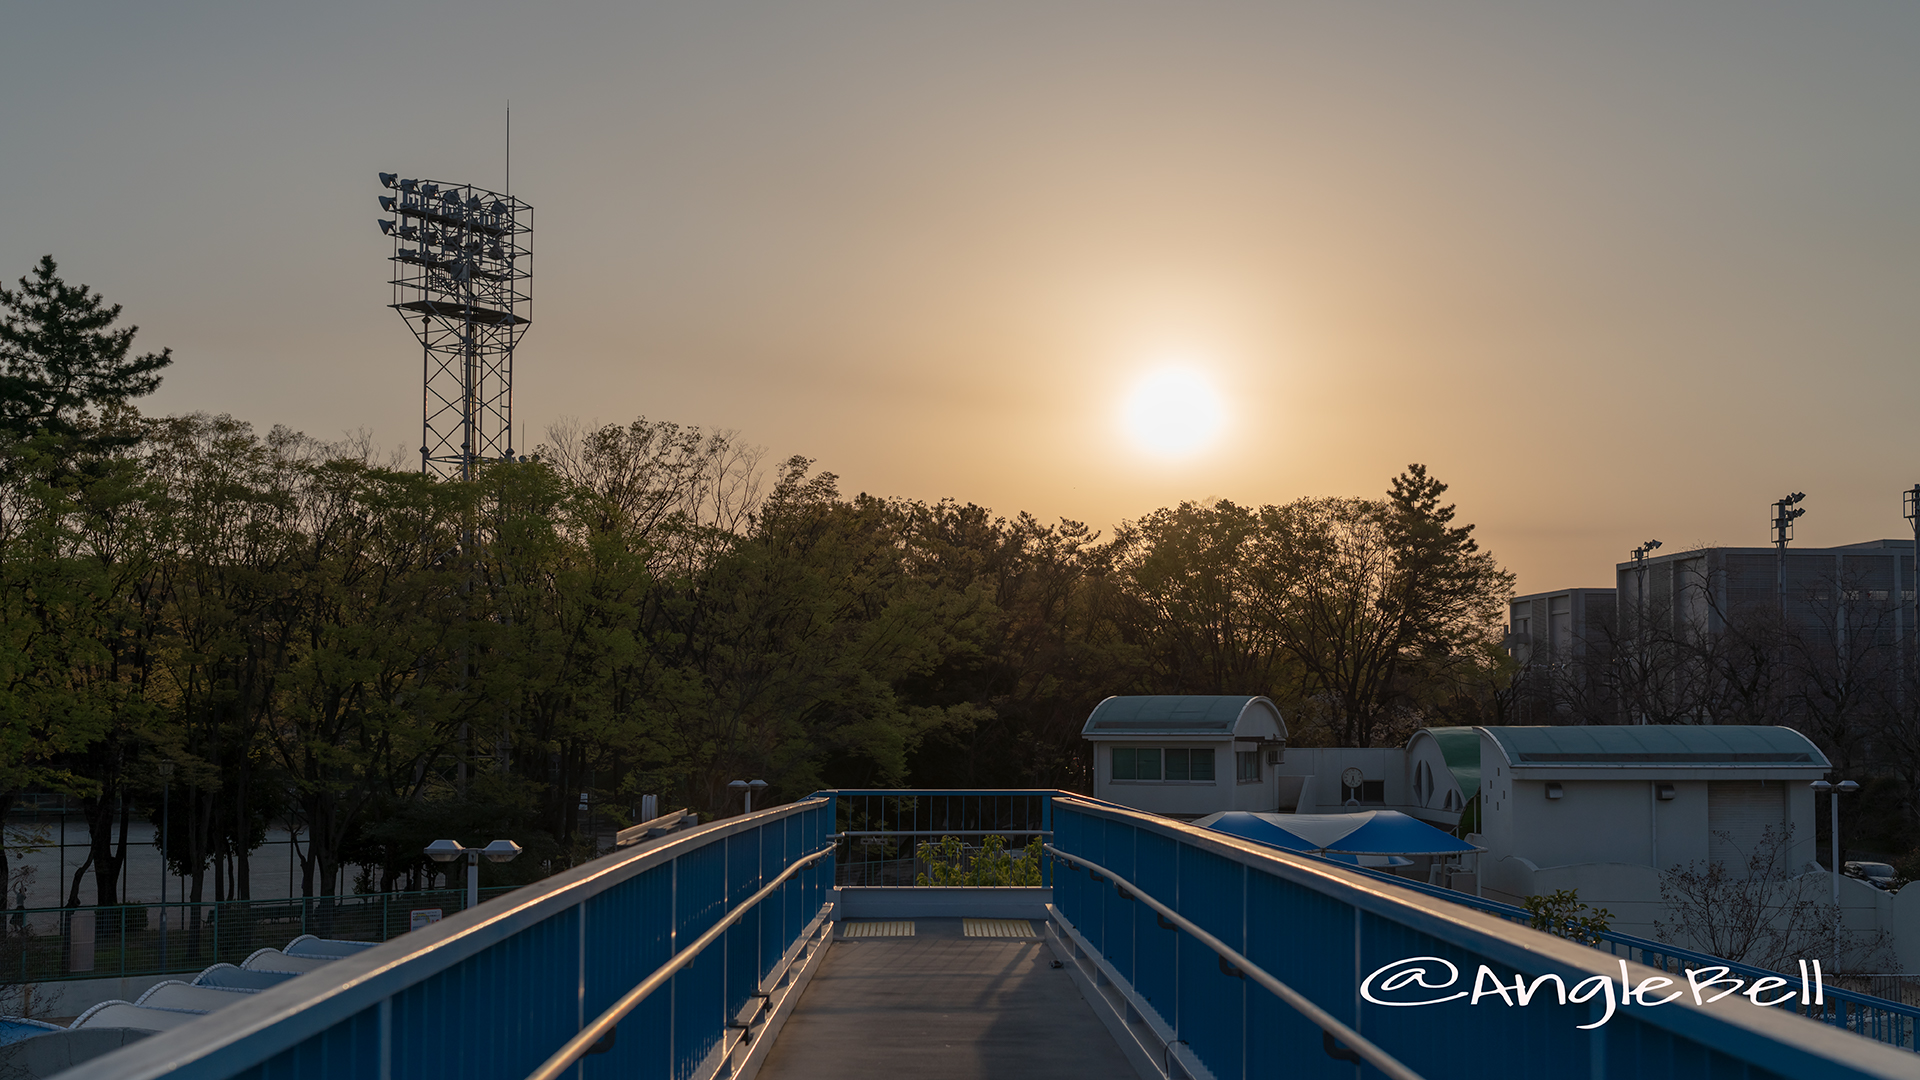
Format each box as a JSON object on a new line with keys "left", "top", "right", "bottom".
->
{"left": 0, "top": 887, "right": 516, "bottom": 986}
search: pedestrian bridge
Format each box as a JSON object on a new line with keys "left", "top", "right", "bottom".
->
{"left": 49, "top": 792, "right": 1920, "bottom": 1080}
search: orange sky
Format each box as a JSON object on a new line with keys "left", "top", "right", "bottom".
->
{"left": 4, "top": 2, "right": 1918, "bottom": 593}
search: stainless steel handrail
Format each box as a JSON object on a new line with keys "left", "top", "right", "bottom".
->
{"left": 524, "top": 844, "right": 836, "bottom": 1080}
{"left": 1044, "top": 843, "right": 1427, "bottom": 1080}
{"left": 833, "top": 830, "right": 1052, "bottom": 837}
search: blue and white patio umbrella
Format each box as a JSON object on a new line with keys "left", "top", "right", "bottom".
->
{"left": 1193, "top": 810, "right": 1480, "bottom": 868}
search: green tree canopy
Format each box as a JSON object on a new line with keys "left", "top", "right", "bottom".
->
{"left": 0, "top": 256, "right": 171, "bottom": 443}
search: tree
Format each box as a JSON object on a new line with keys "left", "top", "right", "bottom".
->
{"left": 0, "top": 256, "right": 171, "bottom": 444}
{"left": 1250, "top": 466, "right": 1514, "bottom": 747}
{"left": 1654, "top": 824, "right": 1893, "bottom": 974}
{"left": 1104, "top": 500, "right": 1286, "bottom": 696}
{"left": 1522, "top": 888, "right": 1613, "bottom": 945}
{"left": 902, "top": 506, "right": 1128, "bottom": 790}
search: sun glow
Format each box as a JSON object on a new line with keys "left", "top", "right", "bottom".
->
{"left": 1121, "top": 368, "right": 1227, "bottom": 459}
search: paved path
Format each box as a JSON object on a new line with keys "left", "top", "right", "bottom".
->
{"left": 754, "top": 918, "right": 1136, "bottom": 1080}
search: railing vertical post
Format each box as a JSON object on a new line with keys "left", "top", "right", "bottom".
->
{"left": 382, "top": 892, "right": 390, "bottom": 941}
{"left": 668, "top": 854, "right": 678, "bottom": 1077}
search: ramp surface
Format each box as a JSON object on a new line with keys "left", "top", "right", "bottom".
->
{"left": 754, "top": 918, "right": 1137, "bottom": 1080}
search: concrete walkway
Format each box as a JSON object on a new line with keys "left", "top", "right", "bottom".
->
{"left": 754, "top": 918, "right": 1137, "bottom": 1080}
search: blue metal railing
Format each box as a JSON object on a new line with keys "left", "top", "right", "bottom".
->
{"left": 59, "top": 799, "right": 834, "bottom": 1080}
{"left": 526, "top": 843, "right": 835, "bottom": 1080}
{"left": 1049, "top": 842, "right": 1426, "bottom": 1080}
{"left": 826, "top": 789, "right": 1054, "bottom": 887}
{"left": 1048, "top": 795, "right": 1916, "bottom": 1080}
{"left": 42, "top": 788, "right": 1917, "bottom": 1080}
{"left": 1321, "top": 851, "right": 1920, "bottom": 1047}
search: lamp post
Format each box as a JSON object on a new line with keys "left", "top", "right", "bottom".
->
{"left": 424, "top": 839, "right": 523, "bottom": 912}
{"left": 1629, "top": 541, "right": 1662, "bottom": 725}
{"left": 1773, "top": 492, "right": 1807, "bottom": 611}
{"left": 1810, "top": 778, "right": 1860, "bottom": 967}
{"left": 158, "top": 761, "right": 173, "bottom": 969}
{"left": 1904, "top": 486, "right": 1919, "bottom": 676}
{"left": 727, "top": 779, "right": 768, "bottom": 815}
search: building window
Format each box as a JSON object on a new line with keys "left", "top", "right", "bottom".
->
{"left": 1235, "top": 751, "right": 1261, "bottom": 783}
{"left": 1112, "top": 747, "right": 1160, "bottom": 780}
{"left": 1112, "top": 747, "right": 1214, "bottom": 783}
{"left": 1342, "top": 779, "right": 1385, "bottom": 804}
{"left": 1166, "top": 749, "right": 1214, "bottom": 781}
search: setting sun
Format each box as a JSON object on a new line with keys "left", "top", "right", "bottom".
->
{"left": 1121, "top": 368, "right": 1227, "bottom": 459}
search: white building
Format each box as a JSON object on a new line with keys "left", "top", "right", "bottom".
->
{"left": 1272, "top": 730, "right": 1477, "bottom": 834}
{"left": 1081, "top": 697, "right": 1918, "bottom": 967}
{"left": 1081, "top": 696, "right": 1286, "bottom": 819}
{"left": 1473, "top": 725, "right": 1829, "bottom": 909}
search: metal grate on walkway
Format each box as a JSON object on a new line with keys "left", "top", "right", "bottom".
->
{"left": 839, "top": 920, "right": 914, "bottom": 938}
{"left": 961, "top": 918, "right": 1035, "bottom": 938}
{"left": 756, "top": 917, "right": 1137, "bottom": 1080}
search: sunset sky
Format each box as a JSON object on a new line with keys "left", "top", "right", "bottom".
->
{"left": 4, "top": 2, "right": 1917, "bottom": 593}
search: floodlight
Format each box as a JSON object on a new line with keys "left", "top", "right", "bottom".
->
{"left": 1838, "top": 780, "right": 1860, "bottom": 793}
{"left": 482, "top": 839, "right": 523, "bottom": 864}
{"left": 378, "top": 220, "right": 395, "bottom": 235}
{"left": 378, "top": 173, "right": 530, "bottom": 480}
{"left": 379, "top": 196, "right": 397, "bottom": 212}
{"left": 748, "top": 780, "right": 768, "bottom": 791}
{"left": 425, "top": 839, "right": 464, "bottom": 863}
{"left": 728, "top": 780, "right": 749, "bottom": 791}
{"left": 1646, "top": 539, "right": 1661, "bottom": 551}
{"left": 379, "top": 172, "right": 398, "bottom": 188}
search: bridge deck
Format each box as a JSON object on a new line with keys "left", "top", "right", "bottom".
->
{"left": 755, "top": 917, "right": 1135, "bottom": 1080}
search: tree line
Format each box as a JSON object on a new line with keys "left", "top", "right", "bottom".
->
{"left": 1, "top": 256, "right": 1516, "bottom": 908}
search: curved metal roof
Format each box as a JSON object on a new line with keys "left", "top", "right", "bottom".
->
{"left": 1408, "top": 726, "right": 1481, "bottom": 794}
{"left": 1477, "top": 725, "right": 1829, "bottom": 768}
{"left": 1081, "top": 695, "right": 1285, "bottom": 739}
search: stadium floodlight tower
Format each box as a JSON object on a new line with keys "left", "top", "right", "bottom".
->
{"left": 377, "top": 173, "right": 532, "bottom": 479}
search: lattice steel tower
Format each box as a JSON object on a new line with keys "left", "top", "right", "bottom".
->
{"left": 376, "top": 173, "right": 532, "bottom": 479}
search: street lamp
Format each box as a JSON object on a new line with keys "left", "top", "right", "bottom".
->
{"left": 727, "top": 779, "right": 768, "bottom": 815}
{"left": 158, "top": 761, "right": 174, "bottom": 969}
{"left": 1904, "top": 486, "right": 1919, "bottom": 675}
{"left": 424, "top": 839, "right": 523, "bottom": 912}
{"left": 1773, "top": 492, "right": 1807, "bottom": 610}
{"left": 1629, "top": 541, "right": 1662, "bottom": 726}
{"left": 1810, "top": 778, "right": 1861, "bottom": 967}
